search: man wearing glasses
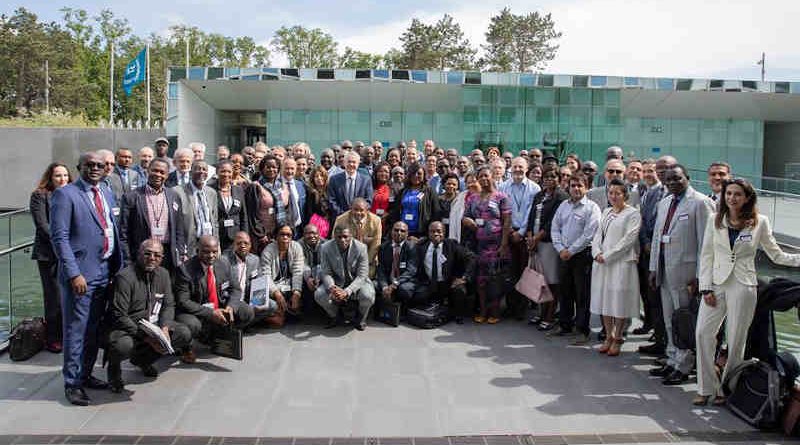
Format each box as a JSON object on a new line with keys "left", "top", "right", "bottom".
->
{"left": 587, "top": 159, "right": 641, "bottom": 210}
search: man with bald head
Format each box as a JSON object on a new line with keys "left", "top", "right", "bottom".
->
{"left": 133, "top": 146, "right": 154, "bottom": 179}
{"left": 106, "top": 239, "right": 192, "bottom": 393}
{"left": 175, "top": 235, "right": 254, "bottom": 363}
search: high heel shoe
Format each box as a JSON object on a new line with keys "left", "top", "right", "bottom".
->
{"left": 607, "top": 338, "right": 623, "bottom": 356}
{"left": 598, "top": 338, "right": 612, "bottom": 354}
{"left": 692, "top": 395, "right": 710, "bottom": 406}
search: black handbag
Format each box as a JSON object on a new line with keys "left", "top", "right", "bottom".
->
{"left": 210, "top": 325, "right": 243, "bottom": 360}
{"left": 671, "top": 295, "right": 701, "bottom": 350}
{"left": 9, "top": 317, "right": 46, "bottom": 361}
{"left": 374, "top": 301, "right": 401, "bottom": 327}
{"left": 406, "top": 302, "right": 449, "bottom": 329}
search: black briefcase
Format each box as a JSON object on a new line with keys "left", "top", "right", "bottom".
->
{"left": 375, "top": 301, "right": 401, "bottom": 327}
{"left": 210, "top": 325, "right": 243, "bottom": 360}
{"left": 406, "top": 302, "right": 449, "bottom": 329}
{"left": 9, "top": 317, "right": 46, "bottom": 361}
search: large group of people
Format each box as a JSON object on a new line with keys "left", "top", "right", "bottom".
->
{"left": 29, "top": 137, "right": 799, "bottom": 409}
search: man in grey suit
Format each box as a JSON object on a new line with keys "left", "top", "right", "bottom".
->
{"left": 225, "top": 231, "right": 261, "bottom": 303}
{"left": 587, "top": 159, "right": 641, "bottom": 210}
{"left": 315, "top": 226, "right": 375, "bottom": 331}
{"left": 174, "top": 161, "right": 219, "bottom": 256}
{"left": 648, "top": 164, "right": 714, "bottom": 385}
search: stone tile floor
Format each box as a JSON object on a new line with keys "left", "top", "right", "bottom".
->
{"left": 0, "top": 320, "right": 796, "bottom": 444}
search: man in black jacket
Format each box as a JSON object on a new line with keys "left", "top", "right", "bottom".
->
{"left": 375, "top": 221, "right": 417, "bottom": 306}
{"left": 120, "top": 158, "right": 187, "bottom": 271}
{"left": 106, "top": 240, "right": 192, "bottom": 393}
{"left": 414, "top": 221, "right": 475, "bottom": 323}
{"left": 174, "top": 235, "right": 254, "bottom": 363}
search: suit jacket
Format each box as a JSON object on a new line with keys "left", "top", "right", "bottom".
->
{"left": 105, "top": 174, "right": 125, "bottom": 206}
{"left": 375, "top": 239, "right": 417, "bottom": 290}
{"left": 110, "top": 167, "right": 145, "bottom": 204}
{"left": 285, "top": 177, "right": 306, "bottom": 226}
{"left": 260, "top": 240, "right": 305, "bottom": 293}
{"left": 591, "top": 206, "right": 641, "bottom": 264}
{"left": 700, "top": 214, "right": 800, "bottom": 289}
{"left": 525, "top": 188, "right": 569, "bottom": 243}
{"left": 49, "top": 179, "right": 123, "bottom": 283}
{"left": 225, "top": 249, "right": 261, "bottom": 302}
{"left": 639, "top": 183, "right": 666, "bottom": 247}
{"left": 648, "top": 186, "right": 714, "bottom": 287}
{"left": 326, "top": 171, "right": 374, "bottom": 220}
{"left": 298, "top": 238, "right": 322, "bottom": 278}
{"left": 414, "top": 238, "right": 475, "bottom": 286}
{"left": 319, "top": 238, "right": 370, "bottom": 295}
{"left": 174, "top": 183, "right": 220, "bottom": 255}
{"left": 214, "top": 184, "right": 248, "bottom": 250}
{"left": 332, "top": 211, "right": 382, "bottom": 276}
{"left": 30, "top": 190, "right": 55, "bottom": 261}
{"left": 165, "top": 170, "right": 191, "bottom": 189}
{"left": 110, "top": 264, "right": 175, "bottom": 336}
{"left": 174, "top": 256, "right": 242, "bottom": 319}
{"left": 120, "top": 185, "right": 186, "bottom": 267}
{"left": 587, "top": 185, "right": 641, "bottom": 210}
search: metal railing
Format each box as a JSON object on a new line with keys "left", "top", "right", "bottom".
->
{"left": 0, "top": 208, "right": 38, "bottom": 346}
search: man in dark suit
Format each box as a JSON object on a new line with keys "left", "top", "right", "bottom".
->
{"left": 106, "top": 240, "right": 191, "bottom": 393}
{"left": 112, "top": 148, "right": 145, "bottom": 200}
{"left": 225, "top": 231, "right": 261, "bottom": 303}
{"left": 120, "top": 158, "right": 186, "bottom": 271}
{"left": 282, "top": 157, "right": 306, "bottom": 236}
{"left": 375, "top": 221, "right": 417, "bottom": 307}
{"left": 174, "top": 235, "right": 254, "bottom": 363}
{"left": 327, "top": 150, "right": 373, "bottom": 221}
{"left": 165, "top": 148, "right": 193, "bottom": 188}
{"left": 414, "top": 221, "right": 475, "bottom": 324}
{"left": 299, "top": 224, "right": 323, "bottom": 315}
{"left": 50, "top": 151, "right": 124, "bottom": 406}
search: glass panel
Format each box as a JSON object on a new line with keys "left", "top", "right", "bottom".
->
{"left": 188, "top": 67, "right": 205, "bottom": 80}
{"left": 446, "top": 71, "right": 464, "bottom": 84}
{"left": 10, "top": 211, "right": 33, "bottom": 246}
{"left": 591, "top": 76, "right": 608, "bottom": 87}
{"left": 623, "top": 77, "right": 639, "bottom": 86}
{"left": 169, "top": 67, "right": 186, "bottom": 82}
{"left": 207, "top": 67, "right": 224, "bottom": 80}
{"left": 168, "top": 83, "right": 178, "bottom": 99}
{"left": 657, "top": 78, "right": 675, "bottom": 90}
{"left": 10, "top": 247, "right": 41, "bottom": 327}
{"left": 411, "top": 71, "right": 427, "bottom": 82}
{"left": 0, "top": 253, "right": 9, "bottom": 342}
{"left": 519, "top": 74, "right": 535, "bottom": 86}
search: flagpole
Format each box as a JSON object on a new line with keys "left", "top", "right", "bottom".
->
{"left": 185, "top": 36, "right": 189, "bottom": 78}
{"left": 761, "top": 52, "right": 765, "bottom": 82}
{"left": 146, "top": 44, "right": 151, "bottom": 125}
{"left": 109, "top": 40, "right": 115, "bottom": 125}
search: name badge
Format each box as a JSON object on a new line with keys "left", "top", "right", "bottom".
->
{"left": 678, "top": 213, "right": 689, "bottom": 221}
{"left": 442, "top": 217, "right": 450, "bottom": 224}
{"left": 417, "top": 192, "right": 425, "bottom": 200}
{"left": 112, "top": 207, "right": 120, "bottom": 217}
{"left": 404, "top": 213, "right": 414, "bottom": 221}
{"left": 223, "top": 219, "right": 235, "bottom": 227}
{"left": 220, "top": 281, "right": 230, "bottom": 290}
{"left": 399, "top": 261, "right": 407, "bottom": 269}
{"left": 388, "top": 196, "right": 395, "bottom": 203}
{"left": 661, "top": 235, "right": 671, "bottom": 243}
{"left": 739, "top": 234, "right": 753, "bottom": 242}
{"left": 233, "top": 199, "right": 241, "bottom": 207}
{"left": 150, "top": 293, "right": 164, "bottom": 323}
{"left": 202, "top": 222, "right": 213, "bottom": 232}
{"left": 475, "top": 218, "right": 485, "bottom": 227}
{"left": 152, "top": 227, "right": 166, "bottom": 236}
{"left": 250, "top": 271, "right": 259, "bottom": 279}
{"left": 488, "top": 201, "right": 498, "bottom": 210}
{"left": 202, "top": 302, "right": 214, "bottom": 309}
{"left": 173, "top": 202, "right": 179, "bottom": 212}
{"left": 268, "top": 208, "right": 275, "bottom": 215}
{"left": 104, "top": 228, "right": 114, "bottom": 238}
{"left": 573, "top": 214, "right": 584, "bottom": 221}
{"left": 376, "top": 208, "right": 385, "bottom": 216}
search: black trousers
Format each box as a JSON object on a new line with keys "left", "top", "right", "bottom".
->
{"left": 176, "top": 299, "right": 255, "bottom": 344}
{"left": 640, "top": 250, "right": 666, "bottom": 345}
{"left": 414, "top": 281, "right": 472, "bottom": 318}
{"left": 558, "top": 248, "right": 592, "bottom": 336}
{"left": 106, "top": 320, "right": 192, "bottom": 380}
{"left": 37, "top": 260, "right": 62, "bottom": 344}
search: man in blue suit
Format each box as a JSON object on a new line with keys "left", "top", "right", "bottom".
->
{"left": 327, "top": 150, "right": 373, "bottom": 221}
{"left": 50, "top": 151, "right": 124, "bottom": 406}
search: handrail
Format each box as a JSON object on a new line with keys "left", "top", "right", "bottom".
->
{"left": 0, "top": 240, "right": 34, "bottom": 257}
{"left": 0, "top": 208, "right": 28, "bottom": 218}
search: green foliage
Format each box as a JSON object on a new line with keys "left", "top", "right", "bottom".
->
{"left": 338, "top": 47, "right": 385, "bottom": 69}
{"left": 0, "top": 109, "right": 93, "bottom": 127}
{"left": 389, "top": 14, "right": 478, "bottom": 70}
{"left": 272, "top": 25, "right": 338, "bottom": 68}
{"left": 482, "top": 7, "right": 561, "bottom": 72}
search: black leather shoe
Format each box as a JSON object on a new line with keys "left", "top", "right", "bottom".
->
{"left": 324, "top": 317, "right": 338, "bottom": 329}
{"left": 84, "top": 375, "right": 110, "bottom": 390}
{"left": 355, "top": 322, "right": 366, "bottom": 331}
{"left": 65, "top": 387, "right": 90, "bottom": 406}
{"left": 638, "top": 343, "right": 666, "bottom": 355}
{"left": 139, "top": 364, "right": 159, "bottom": 378}
{"left": 649, "top": 364, "right": 674, "bottom": 377}
{"left": 109, "top": 379, "right": 125, "bottom": 394}
{"left": 632, "top": 325, "right": 652, "bottom": 335}
{"left": 662, "top": 370, "right": 689, "bottom": 385}
{"left": 455, "top": 317, "right": 464, "bottom": 325}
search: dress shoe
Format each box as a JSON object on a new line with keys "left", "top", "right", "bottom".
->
{"left": 649, "top": 364, "right": 674, "bottom": 377}
{"left": 571, "top": 333, "right": 590, "bottom": 345}
{"left": 455, "top": 317, "right": 464, "bottom": 325}
{"left": 607, "top": 339, "right": 623, "bottom": 357}
{"left": 130, "top": 358, "right": 159, "bottom": 377}
{"left": 638, "top": 343, "right": 666, "bottom": 355}
{"left": 109, "top": 379, "right": 125, "bottom": 394}
{"left": 65, "top": 387, "right": 90, "bottom": 406}
{"left": 528, "top": 315, "right": 542, "bottom": 325}
{"left": 46, "top": 341, "right": 63, "bottom": 353}
{"left": 654, "top": 356, "right": 668, "bottom": 367}
{"left": 324, "top": 317, "right": 338, "bottom": 329}
{"left": 662, "top": 370, "right": 689, "bottom": 385}
{"left": 355, "top": 322, "right": 366, "bottom": 331}
{"left": 632, "top": 325, "right": 652, "bottom": 336}
{"left": 692, "top": 395, "right": 710, "bottom": 406}
{"left": 84, "top": 375, "right": 110, "bottom": 390}
{"left": 547, "top": 326, "right": 573, "bottom": 337}
{"left": 473, "top": 315, "right": 486, "bottom": 324}
{"left": 180, "top": 349, "right": 197, "bottom": 364}
{"left": 487, "top": 317, "right": 500, "bottom": 325}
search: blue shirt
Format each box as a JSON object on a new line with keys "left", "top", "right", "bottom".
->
{"left": 401, "top": 189, "right": 423, "bottom": 234}
{"left": 551, "top": 195, "right": 601, "bottom": 255}
{"left": 499, "top": 178, "right": 541, "bottom": 236}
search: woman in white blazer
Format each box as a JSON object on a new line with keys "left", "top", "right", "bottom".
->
{"left": 590, "top": 179, "right": 641, "bottom": 356}
{"left": 694, "top": 178, "right": 800, "bottom": 405}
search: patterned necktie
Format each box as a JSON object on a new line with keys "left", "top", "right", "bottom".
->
{"left": 91, "top": 186, "right": 109, "bottom": 254}
{"left": 207, "top": 265, "right": 219, "bottom": 309}
{"left": 346, "top": 177, "right": 354, "bottom": 205}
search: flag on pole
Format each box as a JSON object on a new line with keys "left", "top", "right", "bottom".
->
{"left": 123, "top": 48, "right": 147, "bottom": 96}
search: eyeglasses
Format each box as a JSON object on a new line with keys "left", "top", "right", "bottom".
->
{"left": 85, "top": 162, "right": 105, "bottom": 169}
{"left": 142, "top": 251, "right": 163, "bottom": 258}
{"left": 582, "top": 168, "right": 596, "bottom": 173}
{"left": 607, "top": 169, "right": 624, "bottom": 174}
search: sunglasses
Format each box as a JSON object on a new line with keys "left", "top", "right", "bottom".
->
{"left": 607, "top": 169, "right": 624, "bottom": 174}
{"left": 85, "top": 162, "right": 105, "bottom": 169}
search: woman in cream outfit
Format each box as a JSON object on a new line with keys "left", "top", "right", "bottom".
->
{"left": 694, "top": 178, "right": 800, "bottom": 406}
{"left": 590, "top": 179, "right": 641, "bottom": 356}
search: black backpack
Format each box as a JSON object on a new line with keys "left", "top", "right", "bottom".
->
{"left": 8, "top": 317, "right": 46, "bottom": 361}
{"left": 724, "top": 355, "right": 798, "bottom": 430}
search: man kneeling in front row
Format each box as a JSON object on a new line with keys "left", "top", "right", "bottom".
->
{"left": 106, "top": 239, "right": 192, "bottom": 393}
{"left": 175, "top": 235, "right": 255, "bottom": 362}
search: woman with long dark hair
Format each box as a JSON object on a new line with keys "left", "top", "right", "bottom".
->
{"left": 303, "top": 165, "right": 332, "bottom": 239}
{"left": 694, "top": 178, "right": 800, "bottom": 406}
{"left": 30, "top": 162, "right": 73, "bottom": 352}
{"left": 389, "top": 162, "right": 440, "bottom": 239}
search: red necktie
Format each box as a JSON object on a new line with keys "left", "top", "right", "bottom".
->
{"left": 661, "top": 197, "right": 680, "bottom": 237}
{"left": 207, "top": 265, "right": 219, "bottom": 309}
{"left": 91, "top": 186, "right": 109, "bottom": 254}
{"left": 391, "top": 244, "right": 400, "bottom": 279}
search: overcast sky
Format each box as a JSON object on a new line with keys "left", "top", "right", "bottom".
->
{"left": 12, "top": 0, "right": 800, "bottom": 81}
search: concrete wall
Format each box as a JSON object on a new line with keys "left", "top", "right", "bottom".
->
{"left": 0, "top": 128, "right": 164, "bottom": 209}
{"left": 764, "top": 122, "right": 800, "bottom": 178}
{"left": 177, "top": 82, "right": 217, "bottom": 150}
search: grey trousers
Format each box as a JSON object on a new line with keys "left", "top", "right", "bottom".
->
{"left": 661, "top": 274, "right": 695, "bottom": 374}
{"left": 314, "top": 284, "right": 375, "bottom": 324}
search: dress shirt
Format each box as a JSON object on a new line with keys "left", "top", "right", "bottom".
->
{"left": 233, "top": 253, "right": 247, "bottom": 294}
{"left": 424, "top": 242, "right": 446, "bottom": 282}
{"left": 190, "top": 183, "right": 213, "bottom": 237}
{"left": 551, "top": 195, "right": 601, "bottom": 255}
{"left": 499, "top": 177, "right": 541, "bottom": 236}
{"left": 345, "top": 172, "right": 358, "bottom": 205}
{"left": 177, "top": 171, "right": 190, "bottom": 186}
{"left": 81, "top": 179, "right": 116, "bottom": 259}
{"left": 144, "top": 185, "right": 169, "bottom": 243}
{"left": 285, "top": 177, "right": 302, "bottom": 227}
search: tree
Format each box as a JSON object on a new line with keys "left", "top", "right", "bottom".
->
{"left": 271, "top": 25, "right": 338, "bottom": 68}
{"left": 389, "top": 14, "right": 478, "bottom": 70}
{"left": 482, "top": 7, "right": 561, "bottom": 72}
{"left": 338, "top": 47, "right": 384, "bottom": 68}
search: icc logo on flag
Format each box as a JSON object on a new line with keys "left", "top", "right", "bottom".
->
{"left": 123, "top": 48, "right": 147, "bottom": 96}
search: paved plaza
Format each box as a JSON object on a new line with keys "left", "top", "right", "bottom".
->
{"left": 1, "top": 319, "right": 792, "bottom": 444}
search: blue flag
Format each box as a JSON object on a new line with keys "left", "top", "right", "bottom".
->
{"left": 123, "top": 48, "right": 146, "bottom": 96}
